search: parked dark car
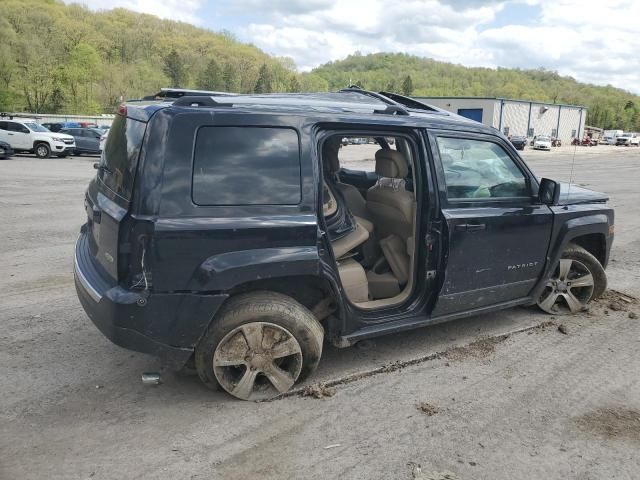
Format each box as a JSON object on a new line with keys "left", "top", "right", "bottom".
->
{"left": 509, "top": 135, "right": 527, "bottom": 150}
{"left": 75, "top": 89, "right": 614, "bottom": 400}
{"left": 42, "top": 122, "right": 79, "bottom": 132}
{"left": 60, "top": 127, "right": 103, "bottom": 154}
{"left": 0, "top": 140, "right": 13, "bottom": 159}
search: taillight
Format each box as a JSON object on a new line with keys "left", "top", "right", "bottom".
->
{"left": 117, "top": 104, "right": 127, "bottom": 116}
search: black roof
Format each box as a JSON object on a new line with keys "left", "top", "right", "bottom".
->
{"left": 126, "top": 88, "right": 497, "bottom": 134}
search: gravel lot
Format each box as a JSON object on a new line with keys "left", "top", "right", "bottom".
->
{"left": 1, "top": 146, "right": 639, "bottom": 480}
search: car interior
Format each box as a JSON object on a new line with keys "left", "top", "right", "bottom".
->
{"left": 321, "top": 134, "right": 418, "bottom": 309}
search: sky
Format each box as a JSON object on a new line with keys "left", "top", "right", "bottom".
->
{"left": 73, "top": 0, "right": 640, "bottom": 94}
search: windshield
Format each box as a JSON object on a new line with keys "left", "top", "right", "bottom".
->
{"left": 537, "top": 136, "right": 550, "bottom": 141}
{"left": 25, "top": 122, "right": 50, "bottom": 133}
{"left": 620, "top": 134, "right": 631, "bottom": 138}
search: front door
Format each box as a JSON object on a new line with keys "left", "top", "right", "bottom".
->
{"left": 71, "top": 129, "right": 88, "bottom": 151}
{"left": 6, "top": 121, "right": 32, "bottom": 149}
{"left": 429, "top": 132, "right": 553, "bottom": 315}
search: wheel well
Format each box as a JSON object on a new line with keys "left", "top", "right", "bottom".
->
{"left": 226, "top": 275, "right": 339, "bottom": 321}
{"left": 571, "top": 233, "right": 606, "bottom": 266}
{"left": 33, "top": 140, "right": 50, "bottom": 149}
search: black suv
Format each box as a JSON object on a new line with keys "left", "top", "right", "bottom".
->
{"left": 75, "top": 89, "right": 613, "bottom": 400}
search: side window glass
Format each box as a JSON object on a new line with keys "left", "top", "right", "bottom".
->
{"left": 193, "top": 127, "right": 301, "bottom": 206}
{"left": 0, "top": 121, "right": 6, "bottom": 130}
{"left": 6, "top": 122, "right": 19, "bottom": 132}
{"left": 437, "top": 137, "right": 529, "bottom": 200}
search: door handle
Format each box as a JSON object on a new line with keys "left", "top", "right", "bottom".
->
{"left": 8, "top": 133, "right": 14, "bottom": 135}
{"left": 455, "top": 223, "right": 486, "bottom": 232}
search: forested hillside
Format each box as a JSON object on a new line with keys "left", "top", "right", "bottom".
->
{"left": 311, "top": 53, "right": 640, "bottom": 131}
{"left": 1, "top": 1, "right": 638, "bottom": 131}
{"left": 0, "top": 0, "right": 326, "bottom": 114}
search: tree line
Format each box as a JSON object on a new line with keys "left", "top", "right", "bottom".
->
{"left": 312, "top": 52, "right": 640, "bottom": 131}
{"left": 1, "top": 1, "right": 638, "bottom": 132}
{"left": 0, "top": 0, "right": 327, "bottom": 114}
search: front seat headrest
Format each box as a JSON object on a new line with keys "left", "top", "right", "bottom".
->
{"left": 375, "top": 149, "right": 408, "bottom": 179}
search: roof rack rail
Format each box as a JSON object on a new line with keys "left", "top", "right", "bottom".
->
{"left": 378, "top": 92, "right": 437, "bottom": 111}
{"left": 339, "top": 87, "right": 410, "bottom": 115}
{"left": 172, "top": 96, "right": 234, "bottom": 108}
{"left": 339, "top": 87, "right": 396, "bottom": 106}
{"left": 373, "top": 105, "right": 409, "bottom": 116}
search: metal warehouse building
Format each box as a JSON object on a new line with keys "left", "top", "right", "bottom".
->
{"left": 414, "top": 97, "right": 586, "bottom": 142}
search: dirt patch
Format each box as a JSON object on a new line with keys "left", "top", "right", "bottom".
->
{"left": 527, "top": 320, "right": 556, "bottom": 334}
{"left": 272, "top": 320, "right": 552, "bottom": 401}
{"left": 575, "top": 407, "right": 640, "bottom": 443}
{"left": 416, "top": 402, "right": 440, "bottom": 416}
{"left": 594, "top": 289, "right": 638, "bottom": 314}
{"left": 443, "top": 335, "right": 508, "bottom": 362}
{"left": 300, "top": 384, "right": 336, "bottom": 399}
{"left": 409, "top": 463, "right": 458, "bottom": 480}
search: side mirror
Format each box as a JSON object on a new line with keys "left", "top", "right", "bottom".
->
{"left": 539, "top": 178, "right": 560, "bottom": 205}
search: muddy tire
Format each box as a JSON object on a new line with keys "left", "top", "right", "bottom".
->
{"left": 537, "top": 244, "right": 607, "bottom": 315}
{"left": 195, "top": 291, "right": 324, "bottom": 400}
{"left": 34, "top": 143, "right": 51, "bottom": 158}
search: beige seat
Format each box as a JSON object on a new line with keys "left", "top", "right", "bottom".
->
{"left": 366, "top": 149, "right": 415, "bottom": 241}
{"left": 336, "top": 182, "right": 369, "bottom": 220}
{"left": 331, "top": 220, "right": 369, "bottom": 259}
{"left": 323, "top": 137, "right": 371, "bottom": 221}
{"left": 331, "top": 220, "right": 371, "bottom": 303}
{"left": 380, "top": 234, "right": 410, "bottom": 285}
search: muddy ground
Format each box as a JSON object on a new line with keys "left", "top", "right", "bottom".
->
{"left": 1, "top": 146, "right": 639, "bottom": 479}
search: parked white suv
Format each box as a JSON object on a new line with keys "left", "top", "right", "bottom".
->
{"left": 0, "top": 118, "right": 76, "bottom": 158}
{"left": 615, "top": 133, "right": 640, "bottom": 146}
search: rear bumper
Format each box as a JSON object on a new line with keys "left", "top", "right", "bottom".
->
{"left": 74, "top": 231, "right": 228, "bottom": 368}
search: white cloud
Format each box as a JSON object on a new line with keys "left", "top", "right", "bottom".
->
{"left": 72, "top": 0, "right": 640, "bottom": 93}
{"left": 234, "top": 0, "right": 640, "bottom": 93}
{"left": 73, "top": 0, "right": 205, "bottom": 24}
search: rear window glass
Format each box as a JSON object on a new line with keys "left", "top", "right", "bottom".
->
{"left": 98, "top": 114, "right": 146, "bottom": 201}
{"left": 192, "top": 127, "right": 301, "bottom": 206}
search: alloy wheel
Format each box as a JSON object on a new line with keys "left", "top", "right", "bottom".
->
{"left": 537, "top": 258, "right": 595, "bottom": 314}
{"left": 213, "top": 322, "right": 303, "bottom": 400}
{"left": 36, "top": 145, "right": 49, "bottom": 157}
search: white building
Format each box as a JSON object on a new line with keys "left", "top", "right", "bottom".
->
{"left": 414, "top": 96, "right": 586, "bottom": 142}
{"left": 1, "top": 112, "right": 115, "bottom": 128}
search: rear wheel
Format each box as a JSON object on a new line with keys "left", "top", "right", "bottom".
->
{"left": 537, "top": 244, "right": 606, "bottom": 315}
{"left": 34, "top": 143, "right": 51, "bottom": 158}
{"left": 195, "top": 291, "right": 324, "bottom": 400}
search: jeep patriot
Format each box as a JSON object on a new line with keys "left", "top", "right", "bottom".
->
{"left": 74, "top": 89, "right": 614, "bottom": 400}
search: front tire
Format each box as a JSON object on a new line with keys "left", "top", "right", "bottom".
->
{"left": 34, "top": 143, "right": 51, "bottom": 158}
{"left": 195, "top": 291, "right": 324, "bottom": 400}
{"left": 537, "top": 244, "right": 607, "bottom": 315}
